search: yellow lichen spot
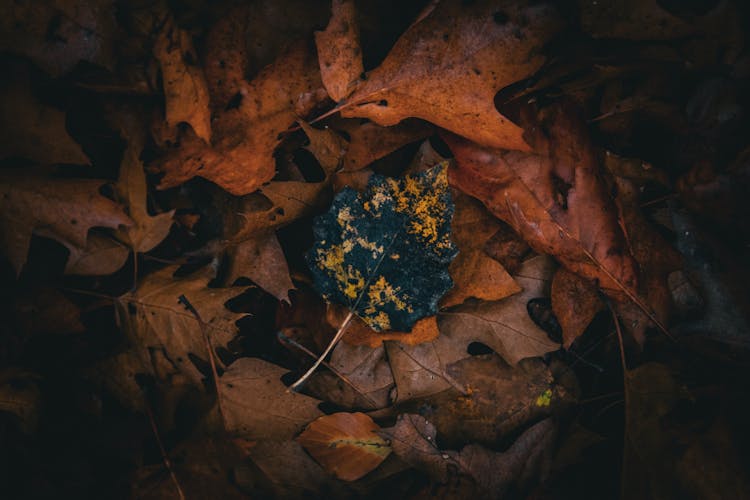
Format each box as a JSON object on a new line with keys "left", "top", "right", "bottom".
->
{"left": 390, "top": 253, "right": 400, "bottom": 260}
{"left": 368, "top": 311, "right": 391, "bottom": 331}
{"left": 367, "top": 276, "right": 409, "bottom": 311}
{"left": 355, "top": 237, "right": 384, "bottom": 255}
{"left": 337, "top": 206, "right": 355, "bottom": 227}
{"left": 317, "top": 245, "right": 364, "bottom": 300}
{"left": 535, "top": 389, "right": 553, "bottom": 407}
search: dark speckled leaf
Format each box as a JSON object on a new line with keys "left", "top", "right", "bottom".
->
{"left": 307, "top": 163, "right": 457, "bottom": 331}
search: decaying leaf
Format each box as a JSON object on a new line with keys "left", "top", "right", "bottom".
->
{"left": 0, "top": 67, "right": 88, "bottom": 165}
{"left": 386, "top": 255, "right": 560, "bottom": 401}
{"left": 226, "top": 232, "right": 295, "bottom": 302}
{"left": 326, "top": 303, "right": 440, "bottom": 347}
{"left": 339, "top": 0, "right": 562, "bottom": 151}
{"left": 0, "top": 0, "right": 116, "bottom": 77}
{"left": 13, "top": 287, "right": 85, "bottom": 336}
{"left": 297, "top": 412, "right": 391, "bottom": 481}
{"left": 446, "top": 102, "right": 638, "bottom": 298}
{"left": 153, "top": 16, "right": 212, "bottom": 143}
{"left": 114, "top": 144, "right": 174, "bottom": 253}
{"left": 383, "top": 413, "right": 557, "bottom": 497}
{"left": 308, "top": 163, "right": 457, "bottom": 331}
{"left": 219, "top": 357, "right": 323, "bottom": 440}
{"left": 315, "top": 0, "right": 363, "bottom": 102}
{"left": 155, "top": 41, "right": 327, "bottom": 195}
{"left": 551, "top": 268, "right": 602, "bottom": 348}
{"left": 0, "top": 172, "right": 131, "bottom": 275}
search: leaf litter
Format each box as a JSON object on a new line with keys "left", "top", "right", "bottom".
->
{"left": 1, "top": 0, "right": 749, "bottom": 498}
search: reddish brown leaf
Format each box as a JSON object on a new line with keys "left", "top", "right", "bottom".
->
{"left": 551, "top": 268, "right": 602, "bottom": 348}
{"left": 226, "top": 232, "right": 294, "bottom": 303}
{"left": 315, "top": 0, "right": 364, "bottom": 102}
{"left": 339, "top": 0, "right": 562, "bottom": 151}
{"left": 327, "top": 303, "right": 439, "bottom": 348}
{"left": 297, "top": 412, "right": 391, "bottom": 481}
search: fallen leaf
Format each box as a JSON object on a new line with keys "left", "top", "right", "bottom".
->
{"left": 203, "top": 5, "right": 250, "bottom": 112}
{"left": 220, "top": 357, "right": 323, "bottom": 440}
{"left": 383, "top": 413, "right": 557, "bottom": 497}
{"left": 0, "top": 171, "right": 131, "bottom": 275}
{"left": 334, "top": 119, "right": 434, "bottom": 172}
{"left": 405, "top": 354, "right": 569, "bottom": 448}
{"left": 115, "top": 143, "right": 174, "bottom": 253}
{"left": 297, "top": 412, "right": 391, "bottom": 481}
{"left": 551, "top": 267, "right": 602, "bottom": 348}
{"left": 0, "top": 67, "right": 88, "bottom": 165}
{"left": 153, "top": 16, "right": 212, "bottom": 143}
{"left": 339, "top": 0, "right": 562, "bottom": 151}
{"left": 386, "top": 255, "right": 559, "bottom": 401}
{"left": 308, "top": 163, "right": 457, "bottom": 331}
{"left": 315, "top": 0, "right": 364, "bottom": 102}
{"left": 119, "top": 266, "right": 247, "bottom": 386}
{"left": 327, "top": 303, "right": 439, "bottom": 348}
{"left": 154, "top": 41, "right": 327, "bottom": 195}
{"left": 440, "top": 194, "right": 520, "bottom": 308}
{"left": 0, "top": 0, "right": 116, "bottom": 77}
{"left": 63, "top": 232, "right": 130, "bottom": 275}
{"left": 13, "top": 287, "right": 85, "bottom": 336}
{"left": 446, "top": 101, "right": 639, "bottom": 297}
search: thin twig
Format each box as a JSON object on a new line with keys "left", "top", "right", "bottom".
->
{"left": 142, "top": 389, "right": 186, "bottom": 500}
{"left": 178, "top": 294, "right": 226, "bottom": 428}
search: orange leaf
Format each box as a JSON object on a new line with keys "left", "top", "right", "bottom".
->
{"left": 297, "top": 412, "right": 391, "bottom": 481}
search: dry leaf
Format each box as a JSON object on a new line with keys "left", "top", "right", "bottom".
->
{"left": 115, "top": 144, "right": 174, "bottom": 253}
{"left": 13, "top": 287, "right": 85, "bottom": 336}
{"left": 120, "top": 266, "right": 247, "bottom": 386}
{"left": 0, "top": 0, "right": 116, "bottom": 77}
{"left": 446, "top": 101, "right": 638, "bottom": 297}
{"left": 340, "top": 0, "right": 562, "bottom": 151}
{"left": 155, "top": 41, "right": 327, "bottom": 195}
{"left": 315, "top": 0, "right": 364, "bottom": 102}
{"left": 64, "top": 232, "right": 129, "bottom": 276}
{"left": 327, "top": 303, "right": 439, "bottom": 348}
{"left": 153, "top": 16, "right": 212, "bottom": 143}
{"left": 0, "top": 369, "right": 41, "bottom": 433}
{"left": 0, "top": 172, "right": 131, "bottom": 275}
{"left": 551, "top": 268, "right": 602, "bottom": 348}
{"left": 440, "top": 194, "right": 520, "bottom": 308}
{"left": 297, "top": 412, "right": 391, "bottom": 481}
{"left": 220, "top": 357, "right": 323, "bottom": 440}
{"left": 335, "top": 119, "right": 434, "bottom": 172}
{"left": 204, "top": 5, "right": 250, "bottom": 112}
{"left": 0, "top": 67, "right": 88, "bottom": 165}
{"left": 386, "top": 255, "right": 560, "bottom": 401}
{"left": 226, "top": 232, "right": 294, "bottom": 302}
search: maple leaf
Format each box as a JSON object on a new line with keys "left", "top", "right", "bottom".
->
{"left": 331, "top": 0, "right": 562, "bottom": 151}
{"left": 0, "top": 172, "right": 131, "bottom": 275}
{"left": 307, "top": 163, "right": 457, "bottom": 332}
{"left": 0, "top": 65, "right": 88, "bottom": 165}
{"left": 154, "top": 41, "right": 327, "bottom": 195}
{"left": 315, "top": 0, "right": 364, "bottom": 102}
{"left": 297, "top": 412, "right": 391, "bottom": 481}
{"left": 153, "top": 16, "right": 212, "bottom": 142}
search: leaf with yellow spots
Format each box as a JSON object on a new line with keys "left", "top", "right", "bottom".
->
{"left": 307, "top": 163, "right": 457, "bottom": 332}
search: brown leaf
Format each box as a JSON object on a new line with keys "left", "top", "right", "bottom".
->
{"left": 219, "top": 357, "right": 323, "bottom": 440}
{"left": 297, "top": 412, "right": 391, "bottom": 481}
{"left": 155, "top": 41, "right": 326, "bottom": 195}
{"left": 0, "top": 0, "right": 116, "bottom": 77}
{"left": 0, "top": 172, "right": 131, "bottom": 275}
{"left": 13, "top": 287, "right": 85, "bottom": 336}
{"left": 0, "top": 369, "right": 41, "bottom": 433}
{"left": 203, "top": 5, "right": 250, "bottom": 112}
{"left": 226, "top": 232, "right": 294, "bottom": 302}
{"left": 440, "top": 194, "right": 520, "bottom": 308}
{"left": 551, "top": 268, "right": 602, "bottom": 348}
{"left": 300, "top": 121, "right": 349, "bottom": 172}
{"left": 120, "top": 266, "right": 247, "bottom": 386}
{"left": 334, "top": 118, "right": 434, "bottom": 172}
{"left": 63, "top": 232, "right": 130, "bottom": 276}
{"left": 0, "top": 67, "right": 88, "bottom": 165}
{"left": 386, "top": 255, "right": 560, "bottom": 401}
{"left": 383, "top": 413, "right": 557, "bottom": 497}
{"left": 339, "top": 0, "right": 562, "bottom": 151}
{"left": 115, "top": 144, "right": 174, "bottom": 253}
{"left": 315, "top": 0, "right": 364, "bottom": 102}
{"left": 154, "top": 17, "right": 212, "bottom": 142}
{"left": 327, "top": 303, "right": 439, "bottom": 348}
{"left": 446, "top": 102, "right": 638, "bottom": 297}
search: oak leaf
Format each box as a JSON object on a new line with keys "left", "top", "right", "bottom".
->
{"left": 338, "top": 0, "right": 562, "bottom": 151}
{"left": 0, "top": 172, "right": 131, "bottom": 275}
{"left": 297, "top": 412, "right": 391, "bottom": 481}
{"left": 219, "top": 357, "right": 323, "bottom": 440}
